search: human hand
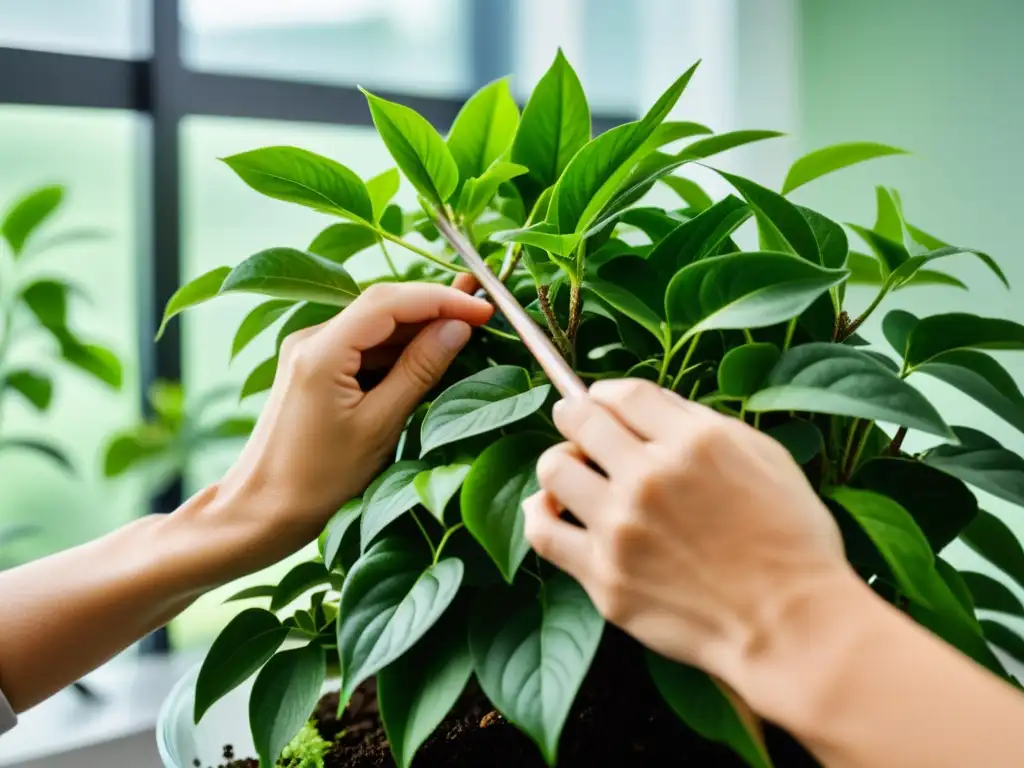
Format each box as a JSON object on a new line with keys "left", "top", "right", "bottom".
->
{"left": 211, "top": 276, "right": 491, "bottom": 566}
{"left": 523, "top": 378, "right": 850, "bottom": 690}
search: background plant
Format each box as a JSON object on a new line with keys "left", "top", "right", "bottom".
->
{"left": 161, "top": 52, "right": 1024, "bottom": 768}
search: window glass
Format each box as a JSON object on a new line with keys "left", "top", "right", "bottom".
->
{"left": 0, "top": 0, "right": 148, "bottom": 58}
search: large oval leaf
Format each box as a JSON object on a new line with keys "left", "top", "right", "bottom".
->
{"left": 271, "top": 561, "right": 330, "bottom": 612}
{"left": 665, "top": 252, "right": 847, "bottom": 343}
{"left": 360, "top": 460, "right": 431, "bottom": 550}
{"left": 717, "top": 343, "right": 780, "bottom": 398}
{"left": 647, "top": 653, "right": 772, "bottom": 768}
{"left": 960, "top": 571, "right": 1024, "bottom": 617}
{"left": 363, "top": 89, "right": 459, "bottom": 208}
{"left": 718, "top": 171, "right": 819, "bottom": 264}
{"left": 2, "top": 184, "right": 64, "bottom": 256}
{"left": 231, "top": 299, "right": 295, "bottom": 360}
{"left": 222, "top": 146, "right": 373, "bottom": 222}
{"left": 961, "top": 510, "right": 1024, "bottom": 591}
{"left": 923, "top": 427, "right": 1024, "bottom": 509}
{"left": 249, "top": 643, "right": 326, "bottom": 767}
{"left": 782, "top": 142, "right": 907, "bottom": 194}
{"left": 322, "top": 498, "right": 362, "bottom": 570}
{"left": 646, "top": 195, "right": 749, "bottom": 280}
{"left": 419, "top": 366, "right": 550, "bottom": 456}
{"left": 746, "top": 344, "right": 952, "bottom": 438}
{"left": 366, "top": 168, "right": 401, "bottom": 222}
{"left": 447, "top": 78, "right": 520, "bottom": 188}
{"left": 469, "top": 576, "right": 604, "bottom": 766}
{"left": 194, "top": 608, "right": 288, "bottom": 723}
{"left": 336, "top": 537, "right": 464, "bottom": 708}
{"left": 414, "top": 462, "right": 471, "bottom": 524}
{"left": 902, "top": 313, "right": 1024, "bottom": 370}
{"left": 308, "top": 222, "right": 379, "bottom": 264}
{"left": 798, "top": 206, "right": 849, "bottom": 271}
{"left": 220, "top": 248, "right": 361, "bottom": 306}
{"left": 156, "top": 266, "right": 231, "bottom": 339}
{"left": 461, "top": 432, "right": 555, "bottom": 582}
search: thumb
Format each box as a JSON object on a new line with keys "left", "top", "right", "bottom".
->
{"left": 361, "top": 319, "right": 471, "bottom": 424}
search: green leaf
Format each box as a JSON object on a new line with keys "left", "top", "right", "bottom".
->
{"left": 648, "top": 121, "right": 713, "bottom": 148}
{"left": 718, "top": 171, "right": 820, "bottom": 264}
{"left": 461, "top": 432, "right": 554, "bottom": 582}
{"left": 231, "top": 300, "right": 295, "bottom": 360}
{"left": 249, "top": 643, "right": 326, "bottom": 768}
{"left": 102, "top": 428, "right": 172, "bottom": 477}
{"left": 647, "top": 653, "right": 772, "bottom": 768}
{"left": 224, "top": 585, "right": 277, "bottom": 604}
{"left": 381, "top": 204, "right": 404, "bottom": 236}
{"left": 322, "top": 499, "right": 362, "bottom": 570}
{"left": 241, "top": 356, "right": 277, "bottom": 401}
{"left": 271, "top": 561, "right": 330, "bottom": 612}
{"left": 782, "top": 142, "right": 907, "bottom": 194}
{"left": 900, "top": 313, "right": 1024, "bottom": 370}
{"left": 458, "top": 162, "right": 529, "bottom": 221}
{"left": 888, "top": 246, "right": 1007, "bottom": 291}
{"left": 222, "top": 146, "right": 373, "bottom": 222}
{"left": 307, "top": 222, "right": 379, "bottom": 264}
{"left": 665, "top": 252, "right": 847, "bottom": 343}
{"left": 378, "top": 613, "right": 474, "bottom": 768}
{"left": 362, "top": 89, "right": 459, "bottom": 208}
{"left": 981, "top": 620, "right": 1024, "bottom": 665}
{"left": 747, "top": 344, "right": 952, "bottom": 438}
{"left": 584, "top": 278, "right": 663, "bottom": 340}
{"left": 336, "top": 537, "right": 464, "bottom": 708}
{"left": 924, "top": 427, "right": 1024, "bottom": 509}
{"left": 414, "top": 463, "right": 471, "bottom": 524}
{"left": 961, "top": 571, "right": 1024, "bottom": 617}
{"left": 798, "top": 207, "right": 849, "bottom": 271}
{"left": 448, "top": 78, "right": 520, "bottom": 188}
{"left": 872, "top": 187, "right": 905, "bottom": 242}
{"left": 847, "top": 252, "right": 967, "bottom": 291}
{"left": 220, "top": 248, "right": 361, "bottom": 306}
{"left": 0, "top": 438, "right": 73, "bottom": 472}
{"left": 767, "top": 419, "right": 823, "bottom": 465}
{"left": 469, "top": 575, "right": 604, "bottom": 766}
{"left": 848, "top": 224, "right": 907, "bottom": 275}
{"left": 646, "top": 195, "right": 749, "bottom": 279}
{"left": 58, "top": 335, "right": 122, "bottom": 389}
{"left": 4, "top": 370, "right": 52, "bottom": 411}
{"left": 194, "top": 608, "right": 288, "bottom": 723}
{"left": 2, "top": 185, "right": 63, "bottom": 256}
{"left": 419, "top": 366, "right": 551, "bottom": 457}
{"left": 679, "top": 130, "right": 784, "bottom": 160}
{"left": 660, "top": 175, "right": 713, "bottom": 211}
{"left": 717, "top": 343, "right": 780, "bottom": 398}
{"left": 366, "top": 168, "right": 401, "bottom": 222}
{"left": 156, "top": 266, "right": 231, "bottom": 340}
{"left": 360, "top": 460, "right": 430, "bottom": 550}
{"left": 19, "top": 278, "right": 79, "bottom": 330}
{"left": 961, "top": 510, "right": 1024, "bottom": 591}
{"left": 491, "top": 220, "right": 578, "bottom": 258}
{"left": 936, "top": 559, "right": 977, "bottom": 616}
{"left": 511, "top": 49, "right": 590, "bottom": 198}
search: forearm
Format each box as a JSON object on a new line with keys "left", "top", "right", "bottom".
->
{"left": 729, "top": 571, "right": 1024, "bottom": 768}
{"left": 0, "top": 485, "right": 262, "bottom": 712}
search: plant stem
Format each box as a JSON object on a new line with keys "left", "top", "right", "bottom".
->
{"left": 846, "top": 421, "right": 876, "bottom": 478}
{"left": 782, "top": 317, "right": 797, "bottom": 351}
{"left": 498, "top": 242, "right": 523, "bottom": 283}
{"left": 888, "top": 426, "right": 908, "bottom": 456}
{"left": 841, "top": 418, "right": 861, "bottom": 478}
{"left": 378, "top": 229, "right": 469, "bottom": 273}
{"left": 670, "top": 333, "right": 703, "bottom": 391}
{"left": 566, "top": 282, "right": 582, "bottom": 347}
{"left": 376, "top": 236, "right": 400, "bottom": 278}
{"left": 842, "top": 285, "right": 890, "bottom": 341}
{"left": 537, "top": 285, "right": 572, "bottom": 356}
{"left": 409, "top": 510, "right": 437, "bottom": 561}
{"left": 753, "top": 412, "right": 761, "bottom": 430}
{"left": 742, "top": 329, "right": 755, "bottom": 344}
{"left": 434, "top": 523, "right": 464, "bottom": 564}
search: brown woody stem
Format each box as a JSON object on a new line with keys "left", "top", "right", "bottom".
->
{"left": 889, "top": 426, "right": 908, "bottom": 455}
{"left": 537, "top": 285, "right": 572, "bottom": 357}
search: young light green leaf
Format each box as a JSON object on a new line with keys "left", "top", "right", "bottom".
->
{"left": 307, "top": 222, "right": 379, "bottom": 264}
{"left": 366, "top": 168, "right": 401, "bottom": 221}
{"left": 900, "top": 313, "right": 1024, "bottom": 370}
{"left": 469, "top": 575, "right": 604, "bottom": 766}
{"left": 419, "top": 366, "right": 550, "bottom": 456}
{"left": 491, "top": 221, "right": 578, "bottom": 257}
{"left": 647, "top": 653, "right": 773, "bottom": 768}
{"left": 219, "top": 248, "right": 361, "bottom": 306}
{"left": 322, "top": 499, "right": 362, "bottom": 570}
{"left": 4, "top": 370, "right": 53, "bottom": 412}
{"left": 360, "top": 460, "right": 431, "bottom": 549}
{"left": 679, "top": 130, "right": 783, "bottom": 160}
{"left": 414, "top": 463, "right": 471, "bottom": 524}
{"left": 378, "top": 613, "right": 474, "bottom": 768}
{"left": 847, "top": 252, "right": 967, "bottom": 291}
{"left": 271, "top": 561, "right": 330, "bottom": 612}
{"left": 156, "top": 266, "right": 231, "bottom": 340}
{"left": 231, "top": 300, "right": 295, "bottom": 360}
{"left": 924, "top": 427, "right": 1024, "bottom": 509}
{"left": 194, "top": 608, "right": 288, "bottom": 723}
{"left": 461, "top": 432, "right": 554, "bottom": 582}
{"left": 222, "top": 146, "right": 373, "bottom": 222}
{"left": 746, "top": 344, "right": 952, "bottom": 438}
{"left": 336, "top": 538, "right": 464, "bottom": 709}
{"left": 102, "top": 428, "right": 171, "bottom": 478}
{"left": 447, "top": 78, "right": 520, "bottom": 188}
{"left": 782, "top": 142, "right": 908, "bottom": 194}
{"left": 458, "top": 162, "right": 528, "bottom": 221}
{"left": 665, "top": 252, "right": 847, "bottom": 343}
{"left": 2, "top": 185, "right": 64, "bottom": 256}
{"left": 0, "top": 438, "right": 73, "bottom": 472}
{"left": 962, "top": 510, "right": 1024, "bottom": 591}
{"left": 381, "top": 204, "right": 404, "bottom": 235}
{"left": 717, "top": 343, "right": 780, "bottom": 398}
{"left": 249, "top": 644, "right": 326, "bottom": 768}
{"left": 718, "top": 171, "right": 820, "bottom": 264}
{"left": 362, "top": 89, "right": 459, "bottom": 208}
{"left": 241, "top": 356, "right": 277, "bottom": 401}
{"left": 960, "top": 571, "right": 1024, "bottom": 617}
{"left": 660, "top": 175, "right": 714, "bottom": 211}
{"left": 646, "top": 195, "right": 749, "bottom": 279}
{"left": 873, "top": 186, "right": 905, "bottom": 241}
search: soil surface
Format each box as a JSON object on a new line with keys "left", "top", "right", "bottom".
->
{"left": 216, "top": 629, "right": 821, "bottom": 767}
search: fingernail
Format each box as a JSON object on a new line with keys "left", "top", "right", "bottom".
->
{"left": 436, "top": 319, "right": 471, "bottom": 351}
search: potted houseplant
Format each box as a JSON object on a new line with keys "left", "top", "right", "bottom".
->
{"left": 157, "top": 52, "right": 1024, "bottom": 768}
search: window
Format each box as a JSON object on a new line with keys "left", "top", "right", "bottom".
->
{"left": 0, "top": 0, "right": 148, "bottom": 57}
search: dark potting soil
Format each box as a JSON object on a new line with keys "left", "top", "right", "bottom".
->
{"left": 217, "top": 629, "right": 821, "bottom": 768}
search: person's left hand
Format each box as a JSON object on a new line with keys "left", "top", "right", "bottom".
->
{"left": 209, "top": 276, "right": 491, "bottom": 567}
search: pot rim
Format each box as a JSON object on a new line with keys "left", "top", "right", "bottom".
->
{"left": 156, "top": 662, "right": 201, "bottom": 767}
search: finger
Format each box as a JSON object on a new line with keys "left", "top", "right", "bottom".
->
{"left": 523, "top": 491, "right": 590, "bottom": 580}
{"left": 452, "top": 273, "right": 479, "bottom": 294}
{"left": 587, "top": 378, "right": 690, "bottom": 441}
{"left": 535, "top": 443, "right": 609, "bottom": 528}
{"left": 362, "top": 318, "right": 473, "bottom": 421}
{"left": 551, "top": 395, "right": 647, "bottom": 475}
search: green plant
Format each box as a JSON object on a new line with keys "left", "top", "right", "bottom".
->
{"left": 162, "top": 52, "right": 1024, "bottom": 767}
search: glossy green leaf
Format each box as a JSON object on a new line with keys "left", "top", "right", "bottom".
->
{"left": 419, "top": 366, "right": 551, "bottom": 456}
{"left": 4, "top": 370, "right": 52, "bottom": 411}
{"left": 469, "top": 576, "right": 604, "bottom": 766}
{"left": 321, "top": 499, "right": 362, "bottom": 572}
{"left": 102, "top": 428, "right": 172, "bottom": 477}
{"left": 648, "top": 653, "right": 772, "bottom": 768}
{"left": 848, "top": 224, "right": 908, "bottom": 275}
{"left": 194, "top": 608, "right": 288, "bottom": 723}
{"left": 900, "top": 313, "right": 1024, "bottom": 370}
{"left": 679, "top": 130, "right": 783, "bottom": 160}
{"left": 366, "top": 168, "right": 401, "bottom": 222}
{"left": 872, "top": 186, "right": 905, "bottom": 241}
{"left": 19, "top": 278, "right": 79, "bottom": 330}
{"left": 615, "top": 207, "right": 686, "bottom": 242}
{"left": 461, "top": 432, "right": 554, "bottom": 582}
{"left": 718, "top": 171, "right": 820, "bottom": 264}
{"left": 223, "top": 146, "right": 373, "bottom": 222}
{"left": 249, "top": 643, "right": 326, "bottom": 768}
{"left": 846, "top": 251, "right": 967, "bottom": 291}
{"left": 491, "top": 221, "right": 578, "bottom": 257}
{"left": 241, "top": 356, "right": 277, "bottom": 401}
{"left": 747, "top": 344, "right": 952, "bottom": 438}
{"left": 360, "top": 460, "right": 430, "bottom": 550}
{"left": 2, "top": 185, "right": 63, "bottom": 256}
{"left": 586, "top": 254, "right": 666, "bottom": 339}
{"left": 271, "top": 561, "right": 330, "bottom": 612}
{"left": 414, "top": 463, "right": 471, "bottom": 524}
{"left": 203, "top": 417, "right": 256, "bottom": 441}
{"left": 648, "top": 120, "right": 713, "bottom": 149}
{"left": 224, "top": 585, "right": 277, "bottom": 604}
{"left": 378, "top": 613, "right": 474, "bottom": 768}
{"left": 231, "top": 300, "right": 295, "bottom": 360}
{"left": 58, "top": 336, "right": 122, "bottom": 389}
{"left": 458, "top": 162, "right": 528, "bottom": 221}
{"left": 448, "top": 78, "right": 520, "bottom": 187}
{"left": 936, "top": 559, "right": 977, "bottom": 617}
{"left": 782, "top": 142, "right": 907, "bottom": 194}
{"left": 961, "top": 571, "right": 1024, "bottom": 617}
{"left": 924, "top": 427, "right": 1024, "bottom": 508}
{"left": 307, "top": 222, "right": 379, "bottom": 264}
{"left": 981, "top": 620, "right": 1024, "bottom": 666}
{"left": 646, "top": 195, "right": 749, "bottom": 279}
{"left": 0, "top": 438, "right": 73, "bottom": 472}
{"left": 665, "top": 252, "right": 847, "bottom": 343}
{"left": 717, "top": 343, "right": 781, "bottom": 398}
{"left": 767, "top": 419, "right": 823, "bottom": 465}
{"left": 511, "top": 49, "right": 590, "bottom": 198}
{"left": 889, "top": 245, "right": 1007, "bottom": 290}
{"left": 584, "top": 278, "right": 663, "bottom": 339}
{"left": 220, "top": 248, "right": 361, "bottom": 306}
{"left": 156, "top": 266, "right": 231, "bottom": 340}
{"left": 336, "top": 537, "right": 464, "bottom": 708}
{"left": 381, "top": 203, "right": 404, "bottom": 235}
{"left": 798, "top": 206, "right": 849, "bottom": 271}
{"left": 961, "top": 510, "right": 1024, "bottom": 591}
{"left": 660, "top": 175, "right": 714, "bottom": 211}
{"left": 362, "top": 89, "right": 459, "bottom": 208}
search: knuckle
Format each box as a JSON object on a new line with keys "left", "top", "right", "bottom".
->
{"left": 284, "top": 339, "right": 319, "bottom": 382}
{"left": 535, "top": 446, "right": 568, "bottom": 487}
{"left": 400, "top": 346, "right": 439, "bottom": 390}
{"left": 594, "top": 571, "right": 631, "bottom": 624}
{"left": 617, "top": 377, "right": 657, "bottom": 404}
{"left": 686, "top": 418, "right": 730, "bottom": 459}
{"left": 361, "top": 282, "right": 395, "bottom": 303}
{"left": 606, "top": 518, "right": 645, "bottom": 565}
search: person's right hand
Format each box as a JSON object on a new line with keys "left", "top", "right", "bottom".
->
{"left": 524, "top": 378, "right": 852, "bottom": 690}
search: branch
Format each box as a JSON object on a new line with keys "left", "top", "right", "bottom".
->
{"left": 537, "top": 285, "right": 571, "bottom": 357}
